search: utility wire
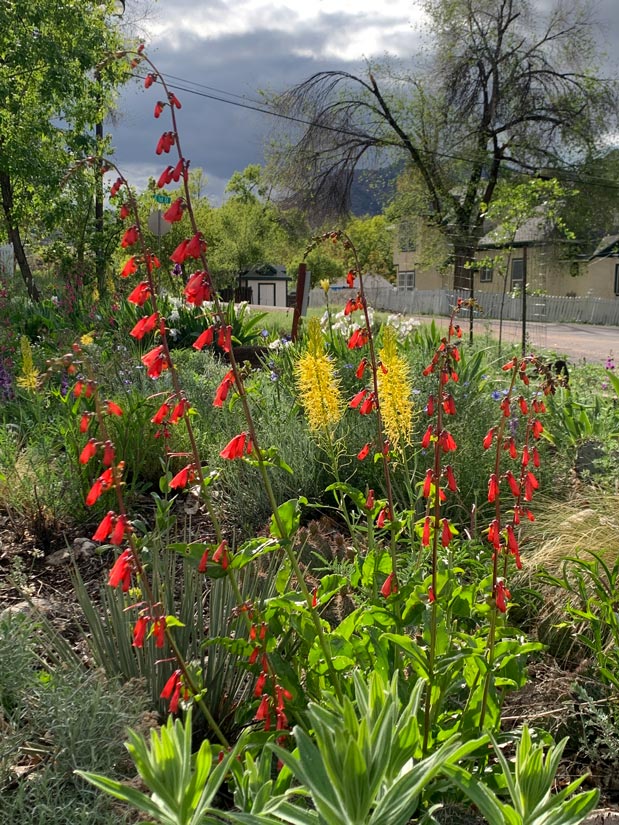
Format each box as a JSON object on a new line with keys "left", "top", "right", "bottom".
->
{"left": 131, "top": 71, "right": 619, "bottom": 194}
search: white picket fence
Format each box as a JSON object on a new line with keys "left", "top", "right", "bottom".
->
{"left": 309, "top": 286, "right": 619, "bottom": 326}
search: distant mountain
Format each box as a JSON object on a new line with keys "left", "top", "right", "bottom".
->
{"left": 350, "top": 164, "right": 403, "bottom": 216}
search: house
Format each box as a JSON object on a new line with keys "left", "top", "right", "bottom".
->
{"left": 587, "top": 235, "right": 619, "bottom": 300}
{"left": 237, "top": 264, "right": 291, "bottom": 307}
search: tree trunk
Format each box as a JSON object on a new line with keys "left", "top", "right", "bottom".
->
{"left": 0, "top": 169, "right": 41, "bottom": 302}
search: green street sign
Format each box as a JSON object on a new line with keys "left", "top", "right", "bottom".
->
{"left": 153, "top": 193, "right": 172, "bottom": 205}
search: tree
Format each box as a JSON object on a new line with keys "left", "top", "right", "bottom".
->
{"left": 0, "top": 0, "right": 126, "bottom": 301}
{"left": 269, "top": 0, "right": 616, "bottom": 289}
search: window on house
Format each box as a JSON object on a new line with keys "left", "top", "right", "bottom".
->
{"left": 398, "top": 221, "right": 416, "bottom": 252}
{"left": 479, "top": 265, "right": 493, "bottom": 283}
{"left": 398, "top": 270, "right": 416, "bottom": 290}
{"left": 511, "top": 258, "right": 524, "bottom": 290}
{"left": 615, "top": 264, "right": 619, "bottom": 296}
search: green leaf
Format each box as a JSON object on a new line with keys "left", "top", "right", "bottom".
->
{"left": 270, "top": 498, "right": 307, "bottom": 539}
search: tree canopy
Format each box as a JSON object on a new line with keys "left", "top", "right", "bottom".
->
{"left": 269, "top": 0, "right": 617, "bottom": 288}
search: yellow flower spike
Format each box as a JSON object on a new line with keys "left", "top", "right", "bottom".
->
{"left": 296, "top": 316, "right": 343, "bottom": 434}
{"left": 377, "top": 326, "right": 414, "bottom": 451}
{"left": 319, "top": 278, "right": 331, "bottom": 296}
{"left": 16, "top": 336, "right": 39, "bottom": 391}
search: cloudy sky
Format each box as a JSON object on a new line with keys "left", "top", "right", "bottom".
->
{"left": 110, "top": 0, "right": 619, "bottom": 203}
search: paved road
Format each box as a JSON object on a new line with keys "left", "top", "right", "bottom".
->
{"left": 429, "top": 317, "right": 619, "bottom": 366}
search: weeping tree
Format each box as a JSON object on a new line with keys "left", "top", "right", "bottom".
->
{"left": 269, "top": 0, "right": 617, "bottom": 289}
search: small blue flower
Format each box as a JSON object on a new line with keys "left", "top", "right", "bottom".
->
{"left": 261, "top": 329, "right": 269, "bottom": 338}
{"left": 491, "top": 390, "right": 502, "bottom": 401}
{"left": 270, "top": 371, "right": 278, "bottom": 382}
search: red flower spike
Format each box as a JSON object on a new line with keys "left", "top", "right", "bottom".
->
{"left": 106, "top": 400, "right": 123, "bottom": 416}
{"left": 421, "top": 425, "right": 433, "bottom": 449}
{"left": 93, "top": 511, "right": 115, "bottom": 542}
{"left": 445, "top": 465, "right": 458, "bottom": 492}
{"left": 130, "top": 312, "right": 159, "bottom": 340}
{"left": 127, "top": 281, "right": 151, "bottom": 306}
{"left": 495, "top": 580, "right": 511, "bottom": 613}
{"left": 108, "top": 549, "right": 133, "bottom": 590}
{"left": 110, "top": 515, "right": 128, "bottom": 546}
{"left": 151, "top": 403, "right": 170, "bottom": 425}
{"left": 355, "top": 358, "right": 367, "bottom": 379}
{"left": 120, "top": 256, "right": 138, "bottom": 278}
{"left": 154, "top": 100, "right": 165, "bottom": 118}
{"left": 344, "top": 297, "right": 362, "bottom": 316}
{"left": 121, "top": 226, "right": 139, "bottom": 248}
{"left": 505, "top": 470, "right": 520, "bottom": 497}
{"left": 441, "top": 518, "right": 452, "bottom": 547}
{"left": 350, "top": 388, "right": 368, "bottom": 409}
{"left": 357, "top": 442, "right": 371, "bottom": 461}
{"left": 422, "top": 517, "right": 431, "bottom": 547}
{"left": 488, "top": 473, "right": 499, "bottom": 503}
{"left": 422, "top": 468, "right": 433, "bottom": 498}
{"left": 428, "top": 585, "right": 435, "bottom": 603}
{"left": 169, "top": 464, "right": 195, "bottom": 489}
{"left": 132, "top": 616, "right": 149, "bottom": 648}
{"left": 79, "top": 439, "right": 98, "bottom": 465}
{"left": 365, "top": 489, "right": 375, "bottom": 510}
{"left": 483, "top": 427, "right": 495, "bottom": 450}
{"left": 198, "top": 549, "right": 209, "bottom": 573}
{"left": 380, "top": 572, "right": 397, "bottom": 598}
{"left": 152, "top": 617, "right": 166, "bottom": 648}
{"left": 193, "top": 326, "right": 215, "bottom": 350}
{"left": 220, "top": 432, "right": 248, "bottom": 460}
{"left": 346, "top": 270, "right": 355, "bottom": 288}
{"left": 163, "top": 198, "right": 184, "bottom": 224}
{"left": 160, "top": 669, "right": 183, "bottom": 713}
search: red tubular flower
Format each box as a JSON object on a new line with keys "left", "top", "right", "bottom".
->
{"left": 170, "top": 158, "right": 185, "bottom": 183}
{"left": 184, "top": 232, "right": 206, "bottom": 259}
{"left": 155, "top": 131, "right": 174, "bottom": 154}
{"left": 110, "top": 177, "right": 123, "bottom": 198}
{"left": 145, "top": 252, "right": 160, "bottom": 271}
{"left": 184, "top": 271, "right": 211, "bottom": 306}
{"left": 355, "top": 358, "right": 367, "bottom": 379}
{"left": 198, "top": 548, "right": 209, "bottom": 573}
{"left": 421, "top": 425, "right": 433, "bottom": 448}
{"left": 170, "top": 239, "right": 189, "bottom": 264}
{"left": 217, "top": 325, "right": 232, "bottom": 353}
{"left": 441, "top": 518, "right": 452, "bottom": 547}
{"left": 160, "top": 669, "right": 183, "bottom": 713}
{"left": 428, "top": 585, "right": 435, "bottom": 603}
{"left": 506, "top": 525, "right": 522, "bottom": 569}
{"left": 487, "top": 519, "right": 501, "bottom": 550}
{"left": 376, "top": 506, "right": 390, "bottom": 528}
{"left": 130, "top": 312, "right": 159, "bottom": 340}
{"left": 93, "top": 511, "right": 115, "bottom": 542}
{"left": 127, "top": 281, "right": 151, "bottom": 306}
{"left": 212, "top": 540, "right": 229, "bottom": 569}
{"left": 422, "top": 517, "right": 431, "bottom": 547}
{"left": 426, "top": 395, "right": 435, "bottom": 416}
{"left": 532, "top": 419, "right": 544, "bottom": 439}
{"left": 442, "top": 394, "right": 456, "bottom": 415}
{"left": 220, "top": 432, "right": 248, "bottom": 459}
{"left": 213, "top": 372, "right": 235, "bottom": 407}
{"left": 518, "top": 396, "right": 528, "bottom": 415}
{"left": 533, "top": 446, "right": 540, "bottom": 468}
{"left": 365, "top": 489, "right": 375, "bottom": 510}
{"left": 508, "top": 438, "right": 518, "bottom": 460}
{"left": 163, "top": 198, "right": 184, "bottom": 223}
{"left": 154, "top": 100, "right": 165, "bottom": 118}
{"left": 132, "top": 616, "right": 149, "bottom": 648}
{"left": 169, "top": 464, "right": 196, "bottom": 489}
{"left": 157, "top": 166, "right": 173, "bottom": 188}
{"left": 422, "top": 468, "right": 433, "bottom": 498}
{"left": 152, "top": 617, "right": 166, "bottom": 648}
{"left": 193, "top": 326, "right": 215, "bottom": 350}
{"left": 79, "top": 438, "right": 98, "bottom": 465}
{"left": 350, "top": 388, "right": 368, "bottom": 409}
{"left": 85, "top": 479, "right": 104, "bottom": 507}
{"left": 144, "top": 72, "right": 156, "bottom": 88}
{"left": 255, "top": 694, "right": 271, "bottom": 729}
{"left": 483, "top": 427, "right": 495, "bottom": 450}
{"left": 110, "top": 514, "right": 128, "bottom": 546}
{"left": 120, "top": 256, "right": 138, "bottom": 278}
{"left": 142, "top": 345, "right": 168, "bottom": 378}
{"left": 346, "top": 270, "right": 355, "bottom": 287}
{"left": 169, "top": 398, "right": 190, "bottom": 424}
{"left": 79, "top": 412, "right": 91, "bottom": 433}
{"left": 359, "top": 393, "right": 376, "bottom": 415}
{"left": 445, "top": 465, "right": 458, "bottom": 492}
{"left": 347, "top": 327, "right": 369, "bottom": 349}
{"left": 505, "top": 470, "right": 520, "bottom": 497}
{"left": 495, "top": 579, "right": 511, "bottom": 613}
{"left": 380, "top": 572, "right": 397, "bottom": 597}
{"left": 74, "top": 380, "right": 84, "bottom": 398}
{"left": 168, "top": 92, "right": 182, "bottom": 109}
{"left": 357, "top": 442, "right": 371, "bottom": 461}
{"left": 106, "top": 400, "right": 123, "bottom": 416}
{"left": 121, "top": 226, "right": 139, "bottom": 248}
{"left": 151, "top": 403, "right": 170, "bottom": 425}
{"left": 500, "top": 397, "right": 511, "bottom": 417}
{"left": 253, "top": 671, "right": 267, "bottom": 697}
{"left": 524, "top": 471, "right": 539, "bottom": 501}
{"left": 108, "top": 548, "right": 133, "bottom": 590}
{"left": 487, "top": 473, "right": 499, "bottom": 503}
{"left": 502, "top": 358, "right": 517, "bottom": 371}
{"left": 439, "top": 431, "right": 457, "bottom": 452}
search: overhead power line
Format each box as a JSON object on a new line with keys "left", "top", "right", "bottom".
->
{"left": 130, "top": 71, "right": 619, "bottom": 194}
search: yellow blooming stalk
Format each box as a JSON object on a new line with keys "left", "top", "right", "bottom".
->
{"left": 377, "top": 326, "right": 414, "bottom": 450}
{"left": 319, "top": 278, "right": 330, "bottom": 296}
{"left": 16, "top": 336, "right": 38, "bottom": 391}
{"left": 296, "top": 316, "right": 343, "bottom": 434}
{"left": 80, "top": 332, "right": 95, "bottom": 346}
